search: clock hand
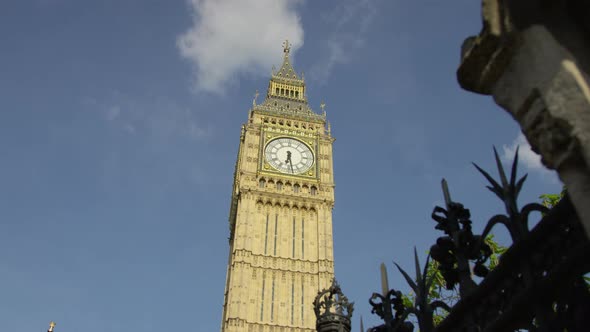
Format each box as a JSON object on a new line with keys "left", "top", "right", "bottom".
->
{"left": 285, "top": 151, "right": 294, "bottom": 174}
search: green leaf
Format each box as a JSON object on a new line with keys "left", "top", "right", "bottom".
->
{"left": 424, "top": 255, "right": 436, "bottom": 295}
{"left": 402, "top": 294, "right": 414, "bottom": 309}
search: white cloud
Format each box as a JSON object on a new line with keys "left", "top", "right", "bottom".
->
{"left": 86, "top": 92, "right": 211, "bottom": 141}
{"left": 79, "top": 93, "right": 220, "bottom": 193}
{"left": 141, "top": 98, "right": 212, "bottom": 142}
{"left": 124, "top": 124, "right": 136, "bottom": 134}
{"left": 107, "top": 105, "right": 121, "bottom": 121}
{"left": 311, "top": 40, "right": 348, "bottom": 84}
{"left": 309, "top": 0, "right": 378, "bottom": 83}
{"left": 502, "top": 133, "right": 559, "bottom": 183}
{"left": 177, "top": 0, "right": 304, "bottom": 93}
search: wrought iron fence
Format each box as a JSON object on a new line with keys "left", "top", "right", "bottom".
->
{"left": 358, "top": 149, "right": 590, "bottom": 332}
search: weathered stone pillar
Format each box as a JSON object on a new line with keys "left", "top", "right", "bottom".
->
{"left": 457, "top": 0, "right": 590, "bottom": 238}
{"left": 314, "top": 279, "right": 354, "bottom": 332}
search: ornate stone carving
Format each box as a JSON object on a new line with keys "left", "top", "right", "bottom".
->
{"left": 457, "top": 0, "right": 590, "bottom": 238}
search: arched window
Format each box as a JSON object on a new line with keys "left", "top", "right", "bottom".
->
{"left": 276, "top": 182, "right": 283, "bottom": 190}
{"left": 275, "top": 87, "right": 279, "bottom": 95}
{"left": 293, "top": 184, "right": 300, "bottom": 193}
{"left": 295, "top": 91, "right": 299, "bottom": 98}
{"left": 310, "top": 186, "right": 317, "bottom": 195}
{"left": 259, "top": 179, "right": 266, "bottom": 188}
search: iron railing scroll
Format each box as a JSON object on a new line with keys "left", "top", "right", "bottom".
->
{"left": 361, "top": 149, "right": 590, "bottom": 332}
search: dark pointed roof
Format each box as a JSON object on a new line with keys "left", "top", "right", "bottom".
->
{"left": 274, "top": 40, "right": 301, "bottom": 80}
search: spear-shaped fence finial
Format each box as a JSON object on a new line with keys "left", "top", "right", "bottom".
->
{"left": 380, "top": 263, "right": 390, "bottom": 297}
{"left": 442, "top": 178, "right": 452, "bottom": 208}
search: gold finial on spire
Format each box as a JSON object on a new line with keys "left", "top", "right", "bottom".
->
{"left": 320, "top": 101, "right": 326, "bottom": 112}
{"left": 48, "top": 321, "right": 56, "bottom": 332}
{"left": 253, "top": 89, "right": 259, "bottom": 106}
{"left": 282, "top": 39, "right": 291, "bottom": 56}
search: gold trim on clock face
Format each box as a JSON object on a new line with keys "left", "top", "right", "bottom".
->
{"left": 264, "top": 137, "right": 314, "bottom": 175}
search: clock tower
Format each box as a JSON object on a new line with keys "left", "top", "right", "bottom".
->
{"left": 221, "top": 41, "right": 336, "bottom": 332}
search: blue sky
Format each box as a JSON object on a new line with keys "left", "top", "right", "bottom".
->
{"left": 0, "top": 1, "right": 562, "bottom": 331}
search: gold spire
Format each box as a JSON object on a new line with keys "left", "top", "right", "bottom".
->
{"left": 254, "top": 40, "right": 327, "bottom": 122}
{"left": 263, "top": 39, "right": 307, "bottom": 104}
{"left": 48, "top": 321, "right": 56, "bottom": 332}
{"left": 273, "top": 39, "right": 300, "bottom": 80}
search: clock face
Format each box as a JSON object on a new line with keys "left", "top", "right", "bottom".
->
{"left": 264, "top": 137, "right": 314, "bottom": 175}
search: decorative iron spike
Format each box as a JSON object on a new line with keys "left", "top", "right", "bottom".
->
{"left": 380, "top": 263, "right": 390, "bottom": 296}
{"left": 431, "top": 181, "right": 481, "bottom": 299}
{"left": 392, "top": 251, "right": 437, "bottom": 332}
{"left": 510, "top": 146, "right": 520, "bottom": 187}
{"left": 473, "top": 146, "right": 543, "bottom": 244}
{"left": 472, "top": 161, "right": 503, "bottom": 199}
{"left": 442, "top": 179, "right": 452, "bottom": 208}
{"left": 493, "top": 146, "right": 509, "bottom": 188}
{"left": 413, "top": 247, "right": 423, "bottom": 288}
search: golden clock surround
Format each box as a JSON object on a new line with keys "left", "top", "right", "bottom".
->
{"left": 260, "top": 132, "right": 318, "bottom": 179}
